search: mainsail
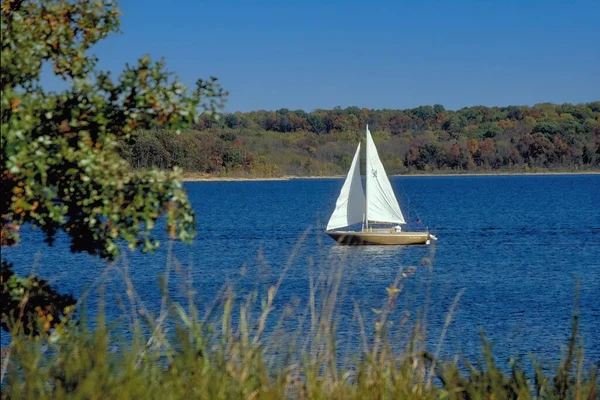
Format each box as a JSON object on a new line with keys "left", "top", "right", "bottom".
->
{"left": 365, "top": 126, "right": 406, "bottom": 225}
{"left": 326, "top": 143, "right": 366, "bottom": 230}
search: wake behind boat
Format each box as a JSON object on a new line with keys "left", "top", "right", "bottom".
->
{"left": 326, "top": 125, "right": 437, "bottom": 245}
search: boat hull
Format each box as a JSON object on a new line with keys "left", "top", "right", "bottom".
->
{"left": 326, "top": 230, "right": 431, "bottom": 245}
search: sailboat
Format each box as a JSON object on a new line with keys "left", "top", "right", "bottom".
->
{"left": 326, "top": 125, "right": 437, "bottom": 245}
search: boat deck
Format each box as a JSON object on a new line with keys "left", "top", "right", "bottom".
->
{"left": 326, "top": 230, "right": 430, "bottom": 245}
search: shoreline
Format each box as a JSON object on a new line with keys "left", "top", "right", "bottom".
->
{"left": 182, "top": 170, "right": 600, "bottom": 182}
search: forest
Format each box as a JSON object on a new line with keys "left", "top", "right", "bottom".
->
{"left": 122, "top": 102, "right": 600, "bottom": 176}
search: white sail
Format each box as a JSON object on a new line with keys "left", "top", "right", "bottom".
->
{"left": 365, "top": 126, "right": 406, "bottom": 225}
{"left": 326, "top": 143, "right": 366, "bottom": 230}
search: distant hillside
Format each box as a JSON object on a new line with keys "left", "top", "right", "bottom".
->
{"left": 122, "top": 102, "right": 600, "bottom": 176}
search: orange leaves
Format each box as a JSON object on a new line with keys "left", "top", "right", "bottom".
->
{"left": 436, "top": 112, "right": 447, "bottom": 124}
{"left": 479, "top": 138, "right": 496, "bottom": 158}
{"left": 59, "top": 120, "right": 71, "bottom": 133}
{"left": 168, "top": 224, "right": 177, "bottom": 240}
{"left": 12, "top": 183, "right": 25, "bottom": 214}
{"left": 10, "top": 97, "right": 20, "bottom": 112}
{"left": 1, "top": 170, "right": 17, "bottom": 189}
{"left": 157, "top": 111, "right": 169, "bottom": 126}
{"left": 498, "top": 119, "right": 515, "bottom": 130}
{"left": 0, "top": 0, "right": 12, "bottom": 14}
{"left": 468, "top": 139, "right": 479, "bottom": 155}
{"left": 35, "top": 306, "right": 54, "bottom": 333}
{"left": 0, "top": 222, "right": 20, "bottom": 247}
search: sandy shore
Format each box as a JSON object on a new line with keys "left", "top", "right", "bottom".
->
{"left": 393, "top": 171, "right": 600, "bottom": 177}
{"left": 182, "top": 174, "right": 343, "bottom": 182}
{"left": 182, "top": 171, "right": 599, "bottom": 182}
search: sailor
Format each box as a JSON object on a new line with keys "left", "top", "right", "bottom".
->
{"left": 394, "top": 225, "right": 402, "bottom": 232}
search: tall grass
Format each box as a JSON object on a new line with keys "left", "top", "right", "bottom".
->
{"left": 1, "top": 241, "right": 597, "bottom": 399}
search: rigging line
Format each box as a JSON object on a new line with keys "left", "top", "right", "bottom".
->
{"left": 396, "top": 176, "right": 423, "bottom": 226}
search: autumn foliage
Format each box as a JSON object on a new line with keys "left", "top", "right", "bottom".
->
{"left": 126, "top": 103, "right": 600, "bottom": 176}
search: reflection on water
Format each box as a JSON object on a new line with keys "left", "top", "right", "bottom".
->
{"left": 326, "top": 244, "right": 411, "bottom": 280}
{"left": 327, "top": 244, "right": 406, "bottom": 258}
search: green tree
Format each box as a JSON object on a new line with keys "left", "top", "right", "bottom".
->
{"left": 433, "top": 104, "right": 445, "bottom": 114}
{"left": 1, "top": 0, "right": 226, "bottom": 334}
{"left": 307, "top": 113, "right": 327, "bottom": 134}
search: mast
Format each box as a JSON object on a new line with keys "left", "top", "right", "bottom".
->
{"left": 365, "top": 124, "right": 406, "bottom": 226}
{"left": 365, "top": 124, "right": 369, "bottom": 230}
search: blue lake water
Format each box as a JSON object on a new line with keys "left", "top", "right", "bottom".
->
{"left": 3, "top": 175, "right": 600, "bottom": 367}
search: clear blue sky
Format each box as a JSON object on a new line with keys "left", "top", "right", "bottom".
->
{"left": 89, "top": 0, "right": 599, "bottom": 112}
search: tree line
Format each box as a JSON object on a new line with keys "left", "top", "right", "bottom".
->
{"left": 123, "top": 102, "right": 600, "bottom": 176}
